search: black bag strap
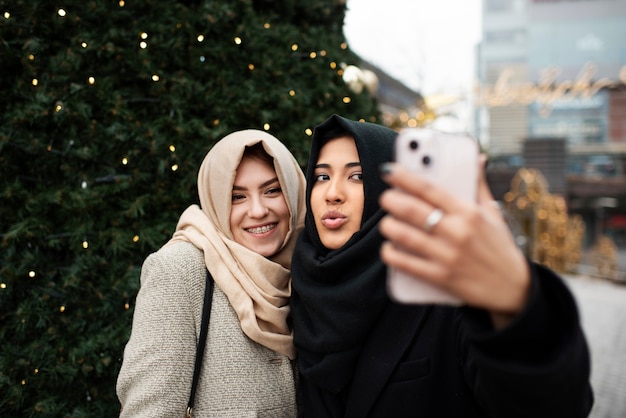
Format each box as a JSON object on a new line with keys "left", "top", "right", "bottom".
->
{"left": 185, "top": 269, "right": 214, "bottom": 418}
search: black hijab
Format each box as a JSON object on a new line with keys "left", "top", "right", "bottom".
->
{"left": 291, "top": 115, "right": 398, "bottom": 399}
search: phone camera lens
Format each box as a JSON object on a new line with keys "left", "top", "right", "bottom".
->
{"left": 409, "top": 140, "right": 418, "bottom": 150}
{"left": 423, "top": 155, "right": 431, "bottom": 166}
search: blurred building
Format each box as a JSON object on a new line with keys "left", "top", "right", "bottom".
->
{"left": 476, "top": 0, "right": 626, "bottom": 244}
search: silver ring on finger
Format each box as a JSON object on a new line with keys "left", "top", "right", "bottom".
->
{"left": 423, "top": 208, "right": 444, "bottom": 233}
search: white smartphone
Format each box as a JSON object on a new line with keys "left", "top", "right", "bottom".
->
{"left": 386, "top": 128, "right": 479, "bottom": 305}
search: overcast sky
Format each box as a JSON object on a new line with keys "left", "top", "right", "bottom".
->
{"left": 343, "top": 0, "right": 482, "bottom": 97}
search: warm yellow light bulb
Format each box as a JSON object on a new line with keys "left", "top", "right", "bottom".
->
{"left": 329, "top": 62, "right": 337, "bottom": 69}
{"left": 169, "top": 145, "right": 176, "bottom": 152}
{"left": 248, "top": 64, "right": 255, "bottom": 71}
{"left": 122, "top": 157, "right": 129, "bottom": 165}
{"left": 57, "top": 9, "right": 66, "bottom": 17}
{"left": 88, "top": 76, "right": 95, "bottom": 85}
{"left": 32, "top": 79, "right": 38, "bottom": 86}
{"left": 81, "top": 42, "right": 88, "bottom": 48}
{"left": 140, "top": 41, "right": 147, "bottom": 49}
{"left": 291, "top": 44, "right": 298, "bottom": 51}
{"left": 289, "top": 90, "right": 296, "bottom": 96}
{"left": 305, "top": 128, "right": 313, "bottom": 136}
{"left": 1, "top": 283, "right": 7, "bottom": 289}
{"left": 234, "top": 37, "right": 242, "bottom": 45}
{"left": 29, "top": 54, "right": 35, "bottom": 60}
{"left": 132, "top": 235, "right": 139, "bottom": 243}
{"left": 342, "top": 97, "right": 351, "bottom": 104}
{"left": 82, "top": 241, "right": 89, "bottom": 249}
{"left": 197, "top": 34, "right": 204, "bottom": 42}
{"left": 264, "top": 23, "right": 270, "bottom": 29}
{"left": 119, "top": 0, "right": 125, "bottom": 6}
{"left": 152, "top": 74, "right": 159, "bottom": 82}
{"left": 4, "top": 12, "right": 10, "bottom": 19}
{"left": 55, "top": 104, "right": 63, "bottom": 112}
{"left": 340, "top": 42, "right": 347, "bottom": 49}
{"left": 59, "top": 306, "right": 66, "bottom": 313}
{"left": 171, "top": 164, "right": 179, "bottom": 171}
{"left": 263, "top": 123, "right": 270, "bottom": 131}
{"left": 309, "top": 52, "right": 317, "bottom": 59}
{"left": 140, "top": 32, "right": 148, "bottom": 39}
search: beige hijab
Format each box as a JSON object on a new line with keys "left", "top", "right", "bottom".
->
{"left": 166, "top": 130, "right": 306, "bottom": 359}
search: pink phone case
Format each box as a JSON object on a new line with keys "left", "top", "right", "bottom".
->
{"left": 386, "top": 128, "right": 478, "bottom": 305}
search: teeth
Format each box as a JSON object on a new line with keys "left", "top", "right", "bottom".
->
{"left": 246, "top": 224, "right": 276, "bottom": 234}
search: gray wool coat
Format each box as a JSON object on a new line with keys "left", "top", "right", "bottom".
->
{"left": 117, "top": 241, "right": 297, "bottom": 417}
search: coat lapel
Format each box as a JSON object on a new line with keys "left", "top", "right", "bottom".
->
{"left": 345, "top": 303, "right": 431, "bottom": 417}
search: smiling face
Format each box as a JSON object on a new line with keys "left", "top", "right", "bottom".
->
{"left": 229, "top": 153, "right": 290, "bottom": 257}
{"left": 310, "top": 135, "right": 364, "bottom": 250}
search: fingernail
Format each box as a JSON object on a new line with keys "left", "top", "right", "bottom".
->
{"left": 379, "top": 162, "right": 393, "bottom": 177}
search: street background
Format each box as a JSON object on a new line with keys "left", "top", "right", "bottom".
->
{"left": 566, "top": 250, "right": 626, "bottom": 418}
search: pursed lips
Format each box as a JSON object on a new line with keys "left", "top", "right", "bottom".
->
{"left": 321, "top": 210, "right": 347, "bottom": 229}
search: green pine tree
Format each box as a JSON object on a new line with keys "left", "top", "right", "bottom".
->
{"left": 0, "top": 0, "right": 380, "bottom": 415}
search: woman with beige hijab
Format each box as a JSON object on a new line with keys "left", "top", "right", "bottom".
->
{"left": 117, "top": 130, "right": 306, "bottom": 417}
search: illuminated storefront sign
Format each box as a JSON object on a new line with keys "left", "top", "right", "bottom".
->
{"left": 475, "top": 62, "right": 626, "bottom": 108}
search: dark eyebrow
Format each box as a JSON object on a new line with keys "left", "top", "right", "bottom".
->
{"left": 314, "top": 162, "right": 361, "bottom": 169}
{"left": 232, "top": 177, "right": 279, "bottom": 191}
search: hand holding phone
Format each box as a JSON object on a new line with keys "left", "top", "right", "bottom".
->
{"left": 386, "top": 128, "right": 479, "bottom": 305}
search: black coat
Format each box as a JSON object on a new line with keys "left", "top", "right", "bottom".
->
{"left": 298, "top": 263, "right": 593, "bottom": 418}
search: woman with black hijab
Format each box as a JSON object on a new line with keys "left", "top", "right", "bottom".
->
{"left": 291, "top": 114, "right": 593, "bottom": 417}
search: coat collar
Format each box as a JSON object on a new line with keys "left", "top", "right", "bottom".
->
{"left": 345, "top": 304, "right": 432, "bottom": 417}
